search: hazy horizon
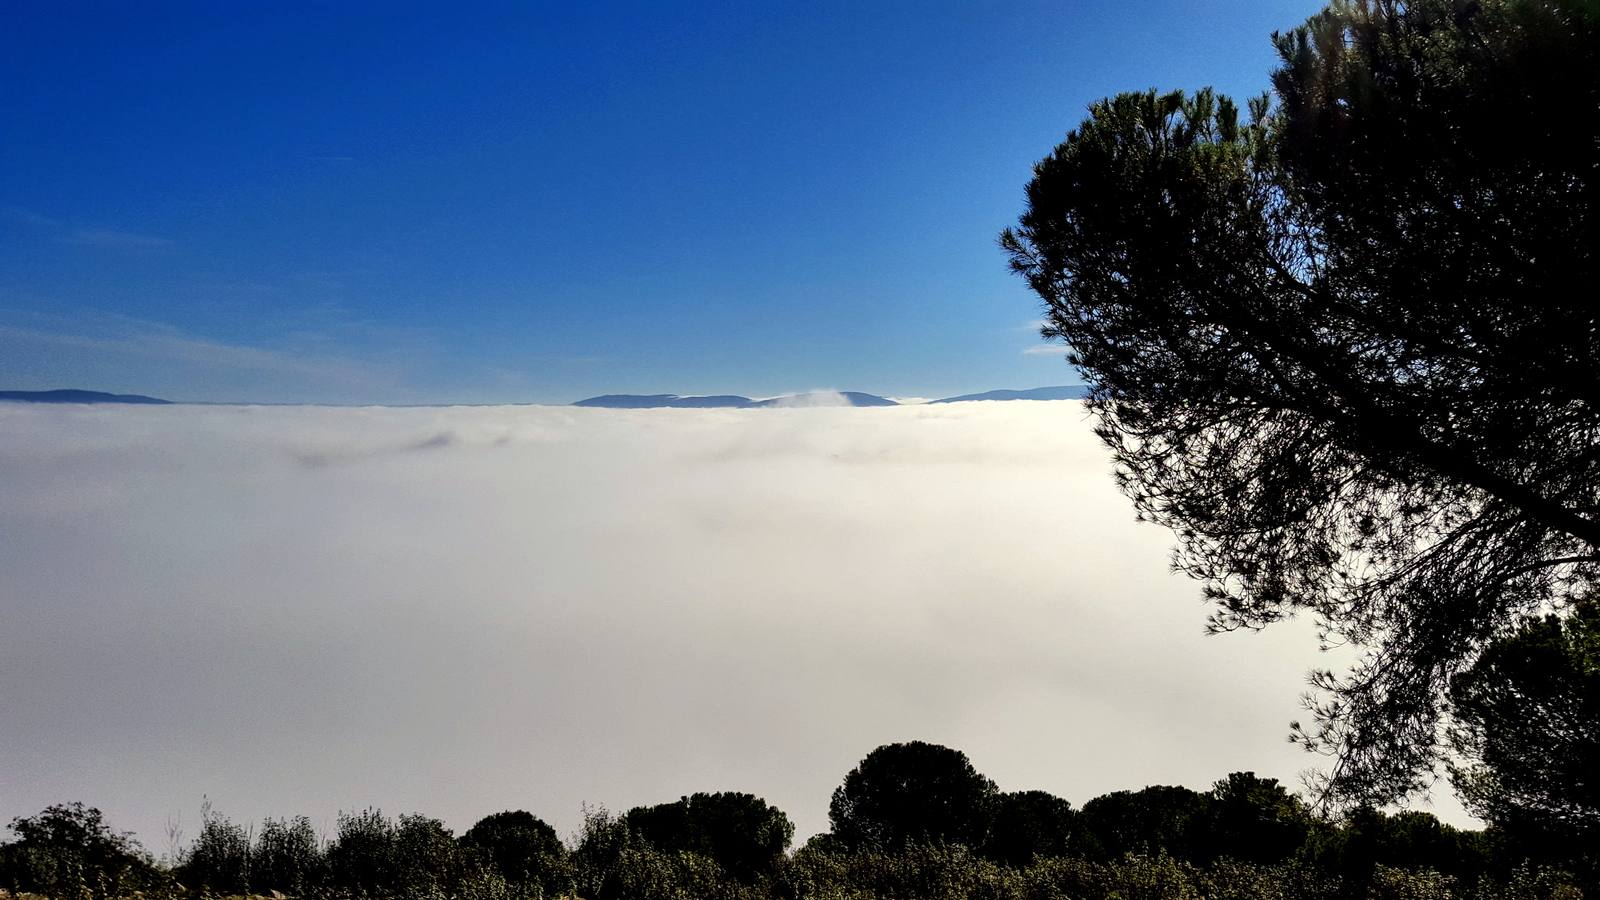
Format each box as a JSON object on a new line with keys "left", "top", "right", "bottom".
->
{"left": 0, "top": 383, "right": 1090, "bottom": 408}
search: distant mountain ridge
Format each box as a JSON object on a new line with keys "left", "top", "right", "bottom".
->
{"left": 0, "top": 389, "right": 172, "bottom": 405}
{"left": 572, "top": 386, "right": 1088, "bottom": 408}
{"left": 750, "top": 391, "right": 899, "bottom": 408}
{"left": 574, "top": 391, "right": 898, "bottom": 408}
{"left": 572, "top": 394, "right": 755, "bottom": 408}
{"left": 929, "top": 386, "right": 1089, "bottom": 403}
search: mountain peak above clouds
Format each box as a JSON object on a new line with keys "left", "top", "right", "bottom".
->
{"left": 571, "top": 386, "right": 1088, "bottom": 409}
{"left": 0, "top": 389, "right": 172, "bottom": 405}
{"left": 929, "top": 386, "right": 1089, "bottom": 404}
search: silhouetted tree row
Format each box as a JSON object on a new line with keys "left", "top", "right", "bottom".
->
{"left": 4, "top": 740, "right": 1594, "bottom": 899}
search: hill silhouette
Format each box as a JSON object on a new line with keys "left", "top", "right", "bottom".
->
{"left": 930, "top": 386, "right": 1088, "bottom": 404}
{"left": 0, "top": 389, "right": 171, "bottom": 405}
{"left": 574, "top": 391, "right": 899, "bottom": 408}
{"left": 572, "top": 388, "right": 1091, "bottom": 408}
{"left": 749, "top": 391, "right": 898, "bottom": 408}
{"left": 572, "top": 393, "right": 755, "bottom": 408}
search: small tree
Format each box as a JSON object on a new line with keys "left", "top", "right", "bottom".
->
{"left": 325, "top": 808, "right": 398, "bottom": 894}
{"left": 1304, "top": 807, "right": 1488, "bottom": 895}
{"left": 1, "top": 803, "right": 154, "bottom": 900}
{"left": 182, "top": 801, "right": 251, "bottom": 894}
{"left": 624, "top": 792, "right": 793, "bottom": 882}
{"left": 393, "top": 814, "right": 466, "bottom": 896}
{"left": 569, "top": 806, "right": 633, "bottom": 900}
{"left": 1448, "top": 606, "right": 1600, "bottom": 834}
{"left": 459, "top": 810, "right": 571, "bottom": 897}
{"left": 982, "top": 790, "right": 1078, "bottom": 867}
{"left": 1448, "top": 604, "right": 1600, "bottom": 888}
{"left": 1078, "top": 785, "right": 1211, "bottom": 862}
{"left": 252, "top": 817, "right": 322, "bottom": 896}
{"left": 827, "top": 741, "right": 998, "bottom": 851}
{"left": 1201, "top": 772, "right": 1312, "bottom": 866}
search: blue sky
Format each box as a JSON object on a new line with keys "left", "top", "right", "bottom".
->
{"left": 2, "top": 1, "right": 1323, "bottom": 404}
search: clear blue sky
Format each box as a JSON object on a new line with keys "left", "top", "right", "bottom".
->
{"left": 2, "top": 1, "right": 1323, "bottom": 404}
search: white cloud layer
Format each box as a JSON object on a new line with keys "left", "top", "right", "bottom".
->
{"left": 0, "top": 401, "right": 1471, "bottom": 849}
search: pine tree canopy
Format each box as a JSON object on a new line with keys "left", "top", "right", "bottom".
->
{"left": 1001, "top": 0, "right": 1600, "bottom": 807}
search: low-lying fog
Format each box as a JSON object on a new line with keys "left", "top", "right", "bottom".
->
{"left": 0, "top": 400, "right": 1466, "bottom": 848}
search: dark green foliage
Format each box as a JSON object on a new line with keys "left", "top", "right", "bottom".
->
{"left": 827, "top": 741, "right": 999, "bottom": 852}
{"left": 981, "top": 791, "right": 1078, "bottom": 867}
{"left": 326, "top": 808, "right": 399, "bottom": 894}
{"left": 600, "top": 847, "right": 758, "bottom": 900}
{"left": 781, "top": 843, "right": 1023, "bottom": 900}
{"left": 252, "top": 816, "right": 322, "bottom": 896}
{"left": 173, "top": 808, "right": 325, "bottom": 897}
{"left": 1449, "top": 606, "right": 1600, "bottom": 833}
{"left": 181, "top": 803, "right": 252, "bottom": 893}
{"left": 571, "top": 806, "right": 761, "bottom": 900}
{"left": 625, "top": 792, "right": 794, "bottom": 882}
{"left": 459, "top": 810, "right": 571, "bottom": 898}
{"left": 1078, "top": 785, "right": 1211, "bottom": 862}
{"left": 393, "top": 814, "right": 468, "bottom": 896}
{"left": 1448, "top": 604, "right": 1600, "bottom": 890}
{"left": 1202, "top": 772, "right": 1312, "bottom": 866}
{"left": 1194, "top": 858, "right": 1340, "bottom": 900}
{"left": 782, "top": 845, "right": 1336, "bottom": 900}
{"left": 2, "top": 763, "right": 1591, "bottom": 900}
{"left": 571, "top": 806, "right": 634, "bottom": 900}
{"left": 1303, "top": 808, "right": 1489, "bottom": 897}
{"left": 0, "top": 803, "right": 158, "bottom": 900}
{"left": 1001, "top": 0, "right": 1600, "bottom": 809}
{"left": 320, "top": 809, "right": 504, "bottom": 899}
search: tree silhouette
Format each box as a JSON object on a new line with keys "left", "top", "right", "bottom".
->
{"left": 1, "top": 803, "right": 153, "bottom": 900}
{"left": 1001, "top": 0, "right": 1600, "bottom": 807}
{"left": 828, "top": 741, "right": 998, "bottom": 851}
{"left": 251, "top": 817, "right": 321, "bottom": 896}
{"left": 982, "top": 790, "right": 1078, "bottom": 866}
{"left": 624, "top": 792, "right": 793, "bottom": 883}
{"left": 1448, "top": 602, "right": 1600, "bottom": 874}
{"left": 1078, "top": 785, "right": 1210, "bottom": 862}
{"left": 1202, "top": 772, "right": 1310, "bottom": 866}
{"left": 459, "top": 810, "right": 570, "bottom": 896}
{"left": 1304, "top": 807, "right": 1487, "bottom": 896}
{"left": 182, "top": 802, "right": 250, "bottom": 893}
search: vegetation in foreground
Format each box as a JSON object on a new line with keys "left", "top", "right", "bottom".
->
{"left": 3, "top": 741, "right": 1594, "bottom": 900}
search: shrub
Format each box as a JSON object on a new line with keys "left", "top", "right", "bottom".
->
{"left": 571, "top": 806, "right": 632, "bottom": 900}
{"left": 1023, "top": 853, "right": 1202, "bottom": 900}
{"left": 1366, "top": 866, "right": 1457, "bottom": 900}
{"left": 326, "top": 808, "right": 399, "bottom": 894}
{"left": 393, "top": 814, "right": 467, "bottom": 897}
{"left": 784, "top": 844, "right": 1021, "bottom": 900}
{"left": 182, "top": 802, "right": 251, "bottom": 893}
{"left": 253, "top": 816, "right": 322, "bottom": 895}
{"left": 601, "top": 847, "right": 756, "bottom": 900}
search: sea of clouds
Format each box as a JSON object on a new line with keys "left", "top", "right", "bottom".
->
{"left": 0, "top": 400, "right": 1464, "bottom": 850}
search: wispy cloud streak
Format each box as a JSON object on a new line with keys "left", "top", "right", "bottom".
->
{"left": 5, "top": 207, "right": 175, "bottom": 250}
{"left": 0, "top": 320, "right": 392, "bottom": 387}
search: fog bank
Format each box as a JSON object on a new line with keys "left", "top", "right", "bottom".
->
{"left": 0, "top": 401, "right": 1467, "bottom": 849}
